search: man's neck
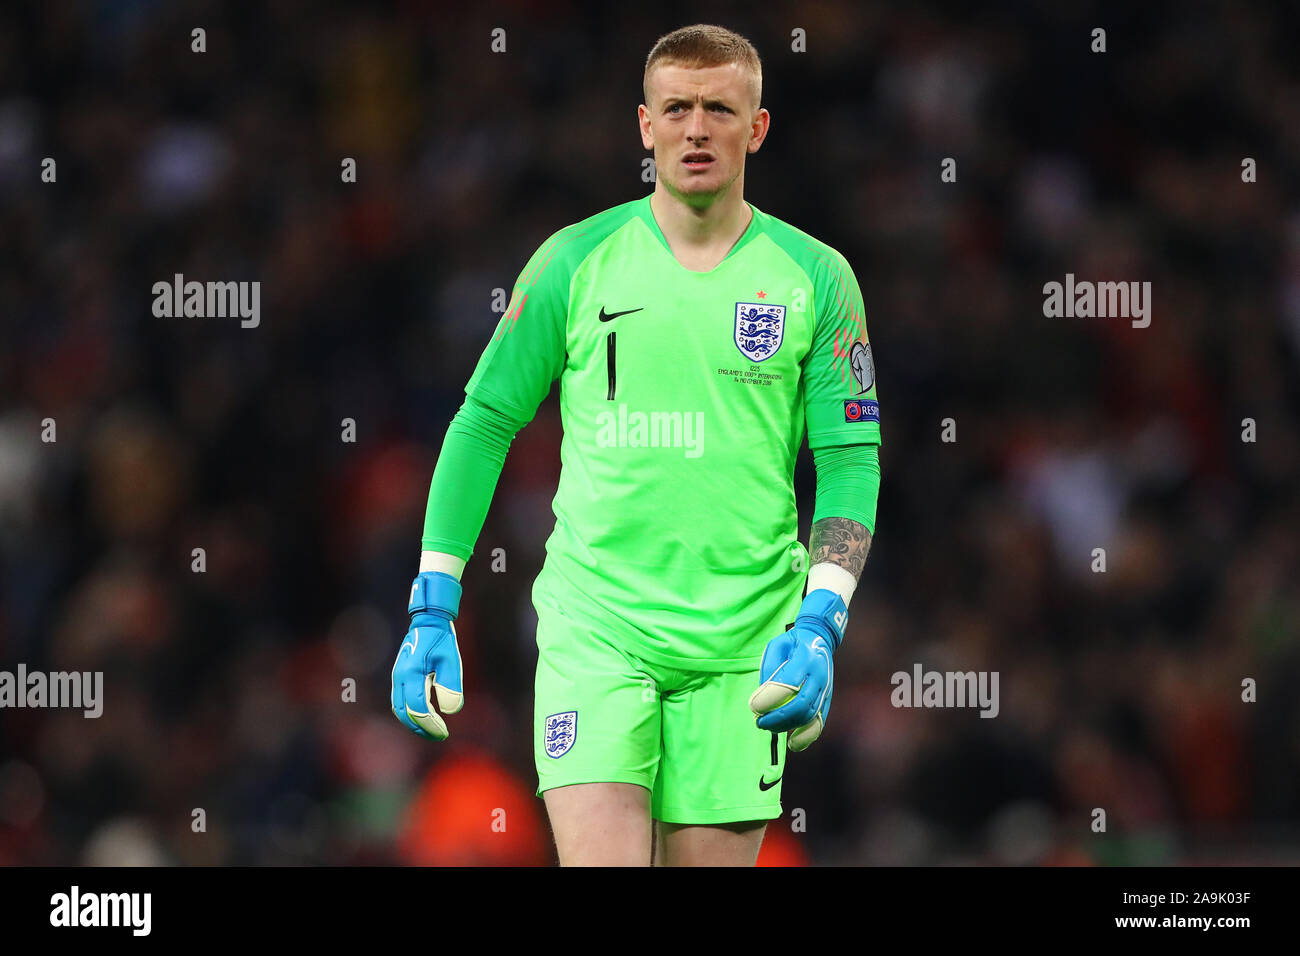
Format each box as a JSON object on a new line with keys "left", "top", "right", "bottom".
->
{"left": 649, "top": 187, "right": 752, "bottom": 267}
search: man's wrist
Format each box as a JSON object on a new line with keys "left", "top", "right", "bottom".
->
{"left": 806, "top": 561, "right": 856, "bottom": 608}
{"left": 420, "top": 550, "right": 467, "bottom": 579}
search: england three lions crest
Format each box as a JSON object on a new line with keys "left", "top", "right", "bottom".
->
{"left": 544, "top": 710, "right": 577, "bottom": 758}
{"left": 734, "top": 303, "right": 786, "bottom": 362}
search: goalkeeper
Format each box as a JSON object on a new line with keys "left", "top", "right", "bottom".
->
{"left": 391, "top": 23, "right": 881, "bottom": 866}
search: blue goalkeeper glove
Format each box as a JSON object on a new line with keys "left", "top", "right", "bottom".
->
{"left": 749, "top": 589, "right": 847, "bottom": 752}
{"left": 390, "top": 571, "right": 464, "bottom": 740}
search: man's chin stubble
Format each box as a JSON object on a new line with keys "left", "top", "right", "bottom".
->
{"left": 664, "top": 172, "right": 737, "bottom": 208}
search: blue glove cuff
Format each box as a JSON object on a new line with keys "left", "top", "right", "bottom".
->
{"left": 408, "top": 571, "right": 462, "bottom": 620}
{"left": 797, "top": 588, "right": 848, "bottom": 650}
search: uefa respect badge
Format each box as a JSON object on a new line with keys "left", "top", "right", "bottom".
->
{"left": 843, "top": 399, "right": 879, "bottom": 423}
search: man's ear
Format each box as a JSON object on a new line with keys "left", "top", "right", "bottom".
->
{"left": 638, "top": 104, "right": 655, "bottom": 150}
{"left": 747, "top": 108, "right": 770, "bottom": 153}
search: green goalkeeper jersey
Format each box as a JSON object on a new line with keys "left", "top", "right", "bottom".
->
{"left": 465, "top": 195, "right": 881, "bottom": 672}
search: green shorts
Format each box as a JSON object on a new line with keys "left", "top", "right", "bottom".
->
{"left": 532, "top": 593, "right": 787, "bottom": 825}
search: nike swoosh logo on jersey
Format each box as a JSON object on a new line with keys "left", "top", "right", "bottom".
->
{"left": 598, "top": 306, "right": 645, "bottom": 322}
{"left": 758, "top": 774, "right": 782, "bottom": 791}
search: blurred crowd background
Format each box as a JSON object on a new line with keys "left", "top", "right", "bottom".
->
{"left": 1, "top": 0, "right": 1298, "bottom": 865}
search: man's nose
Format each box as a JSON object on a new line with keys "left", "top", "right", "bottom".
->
{"left": 687, "top": 105, "right": 709, "bottom": 140}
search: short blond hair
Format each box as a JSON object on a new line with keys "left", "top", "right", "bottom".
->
{"left": 643, "top": 24, "right": 762, "bottom": 112}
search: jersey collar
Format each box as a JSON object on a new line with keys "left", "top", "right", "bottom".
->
{"left": 637, "top": 194, "right": 762, "bottom": 271}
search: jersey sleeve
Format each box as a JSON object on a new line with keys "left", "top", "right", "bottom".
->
{"left": 463, "top": 230, "right": 574, "bottom": 422}
{"left": 801, "top": 250, "right": 881, "bottom": 449}
{"left": 419, "top": 392, "right": 527, "bottom": 558}
{"left": 810, "top": 442, "right": 881, "bottom": 535}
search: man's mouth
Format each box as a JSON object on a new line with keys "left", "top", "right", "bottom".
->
{"left": 683, "top": 152, "right": 714, "bottom": 169}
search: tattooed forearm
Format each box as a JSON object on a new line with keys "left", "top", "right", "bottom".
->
{"left": 809, "top": 517, "right": 872, "bottom": 580}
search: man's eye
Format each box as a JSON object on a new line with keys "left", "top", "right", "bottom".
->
{"left": 666, "top": 104, "right": 729, "bottom": 114}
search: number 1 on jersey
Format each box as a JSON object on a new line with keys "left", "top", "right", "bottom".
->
{"left": 606, "top": 331, "right": 616, "bottom": 400}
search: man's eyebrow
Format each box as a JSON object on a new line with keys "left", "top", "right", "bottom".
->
{"left": 661, "top": 95, "right": 735, "bottom": 109}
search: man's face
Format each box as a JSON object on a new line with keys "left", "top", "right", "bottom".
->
{"left": 639, "top": 62, "right": 769, "bottom": 208}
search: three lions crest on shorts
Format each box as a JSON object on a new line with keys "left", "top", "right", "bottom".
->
{"left": 545, "top": 710, "right": 577, "bottom": 758}
{"left": 734, "top": 303, "right": 785, "bottom": 362}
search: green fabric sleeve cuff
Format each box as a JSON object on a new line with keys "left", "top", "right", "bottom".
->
{"left": 809, "top": 443, "right": 880, "bottom": 535}
{"left": 419, "top": 393, "right": 530, "bottom": 559}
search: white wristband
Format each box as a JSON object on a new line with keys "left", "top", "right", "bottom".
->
{"left": 420, "top": 550, "right": 467, "bottom": 579}
{"left": 806, "top": 561, "right": 857, "bottom": 608}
